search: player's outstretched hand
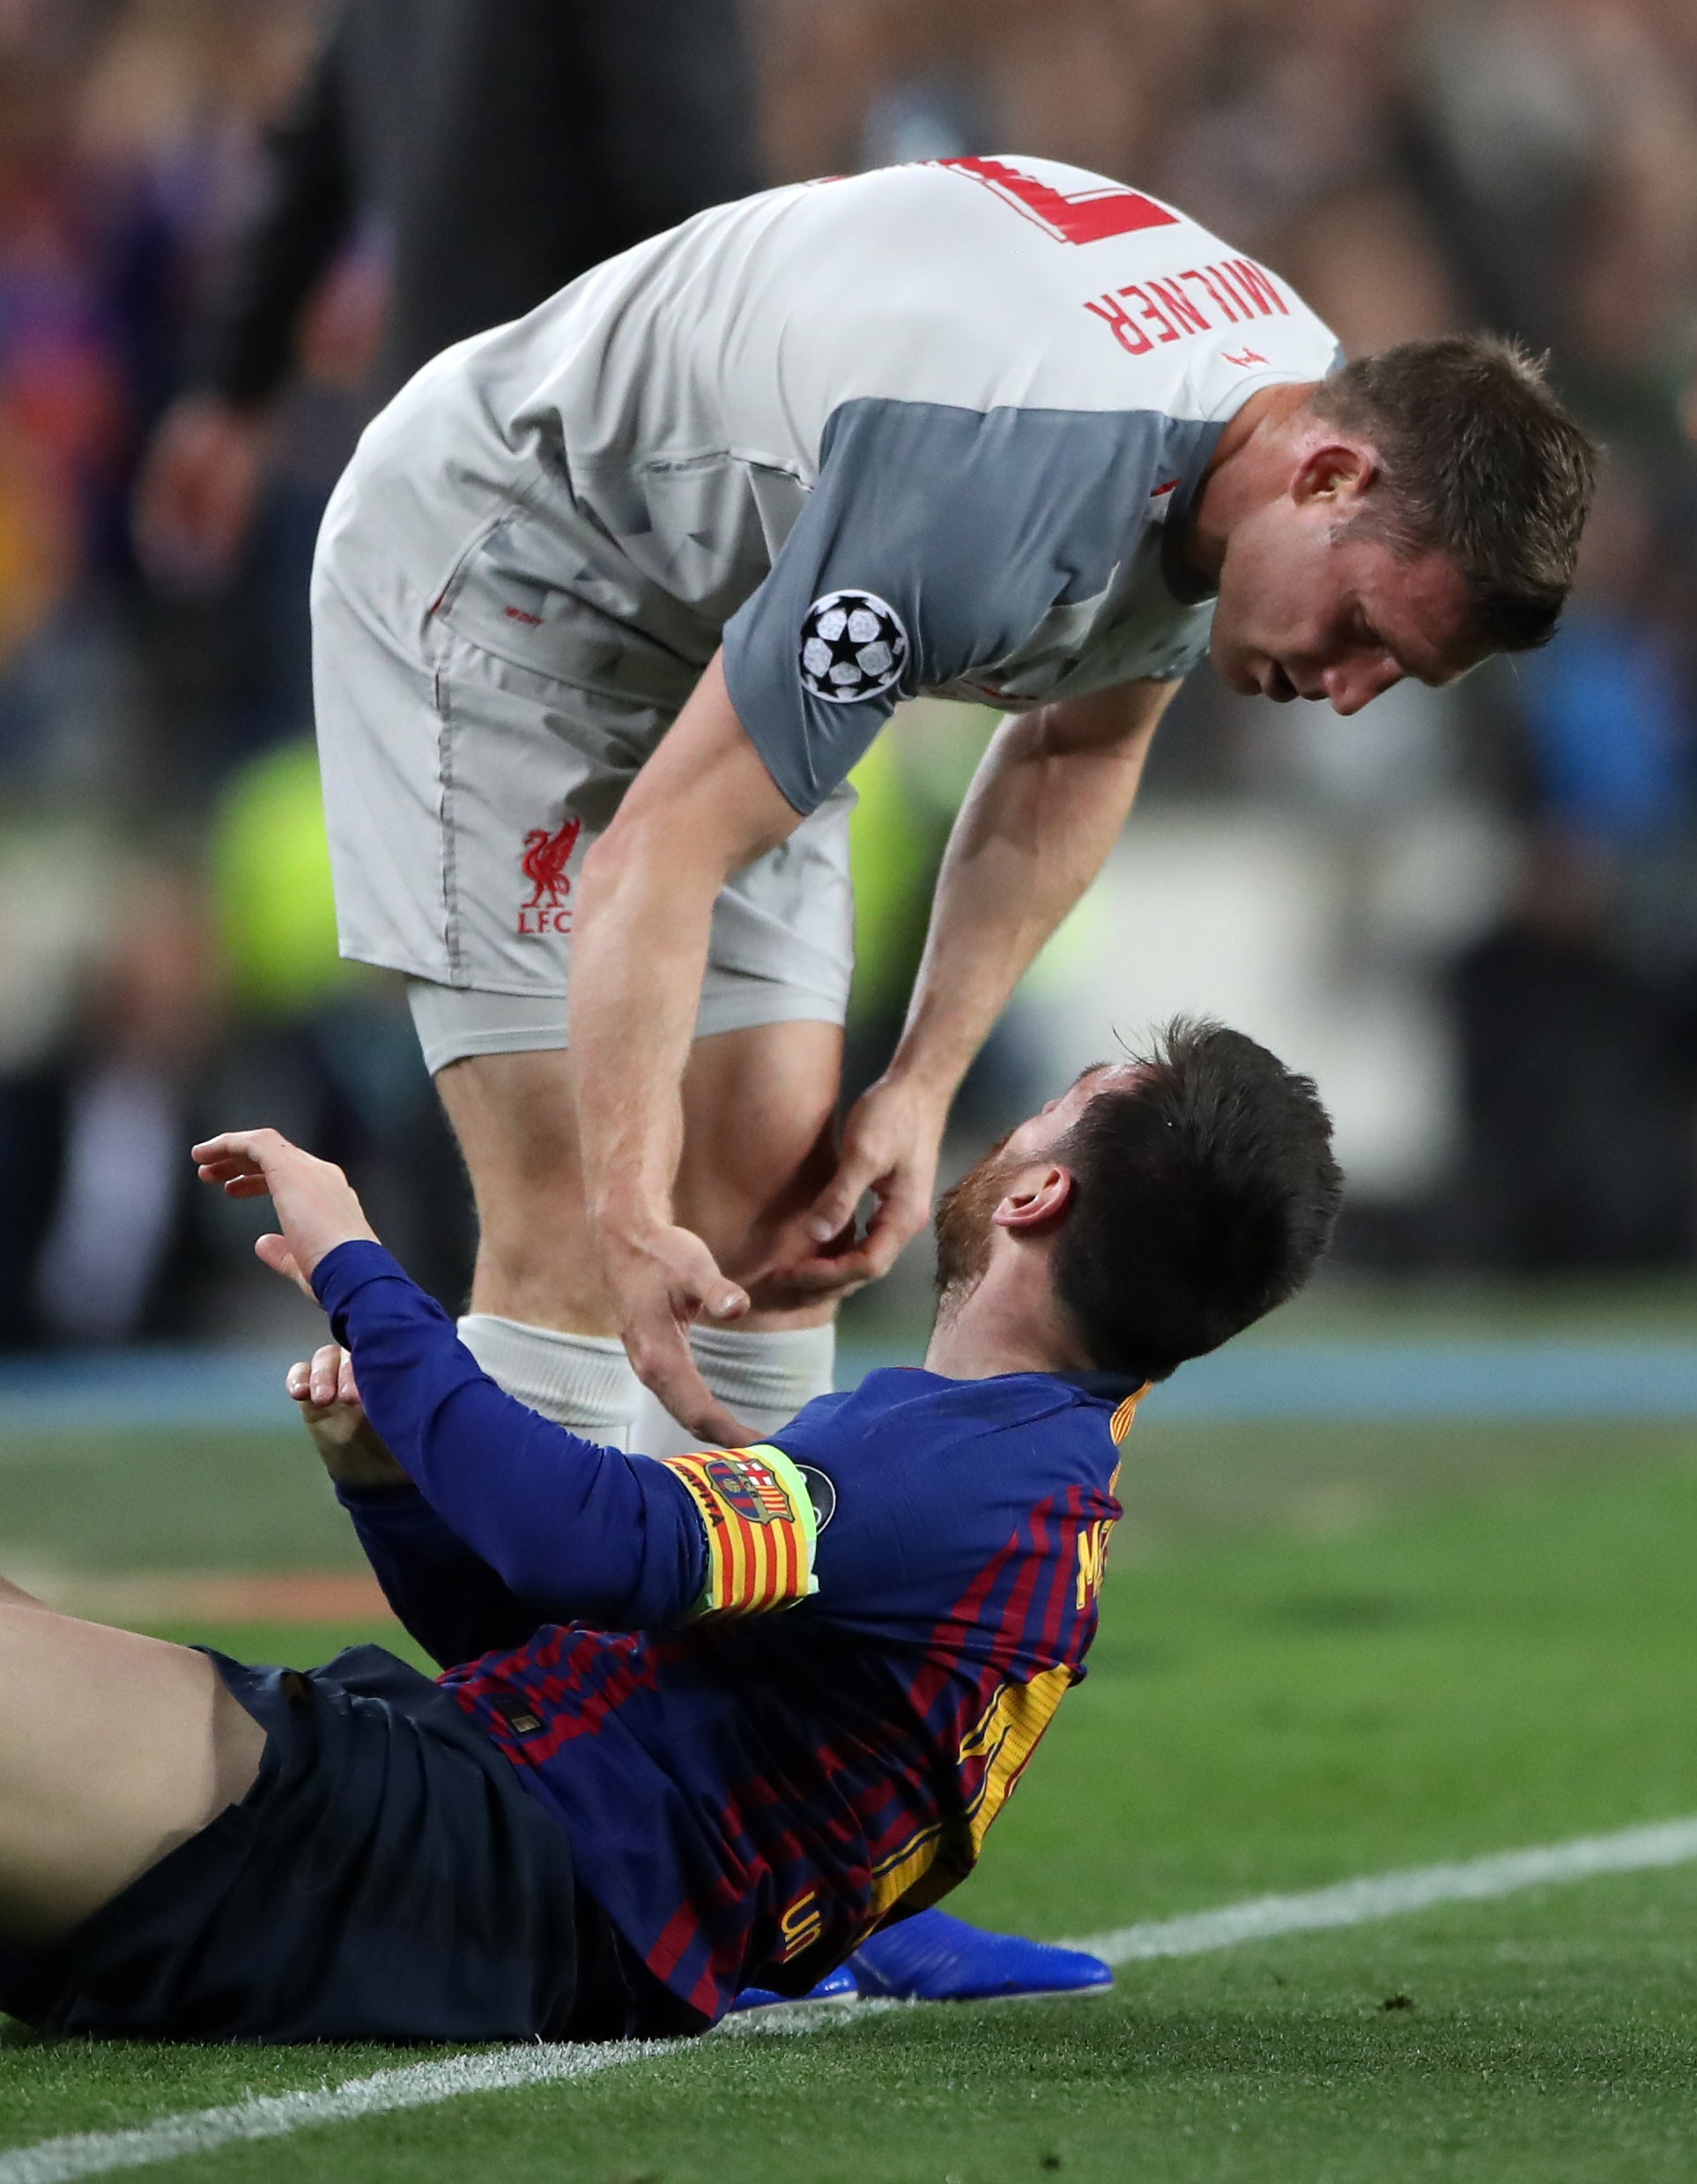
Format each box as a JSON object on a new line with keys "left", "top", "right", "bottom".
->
{"left": 604, "top": 1221, "right": 753, "bottom": 1447}
{"left": 286, "top": 1341, "right": 409, "bottom": 1489}
{"left": 191, "top": 1127, "right": 379, "bottom": 1296}
{"left": 779, "top": 1073, "right": 945, "bottom": 1297}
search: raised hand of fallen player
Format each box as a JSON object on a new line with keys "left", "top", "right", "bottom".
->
{"left": 286, "top": 1341, "right": 409, "bottom": 1489}
{"left": 604, "top": 1220, "right": 753, "bottom": 1447}
{"left": 191, "top": 1126, "right": 379, "bottom": 1296}
{"left": 780, "top": 1073, "right": 946, "bottom": 1295}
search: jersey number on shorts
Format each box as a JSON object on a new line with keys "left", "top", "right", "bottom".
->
{"left": 939, "top": 157, "right": 1179, "bottom": 245}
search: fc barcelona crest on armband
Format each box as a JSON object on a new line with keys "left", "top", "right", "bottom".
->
{"left": 659, "top": 1444, "right": 819, "bottom": 1617}
{"left": 704, "top": 1453, "right": 795, "bottom": 1526}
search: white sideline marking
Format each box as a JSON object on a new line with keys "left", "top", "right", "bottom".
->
{"left": 0, "top": 2043, "right": 679, "bottom": 2184}
{"left": 7, "top": 1816, "right": 1697, "bottom": 2184}
{"left": 1066, "top": 1816, "right": 1697, "bottom": 1964}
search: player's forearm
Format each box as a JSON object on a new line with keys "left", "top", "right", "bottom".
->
{"left": 569, "top": 829, "right": 718, "bottom": 1237}
{"left": 886, "top": 693, "right": 1166, "bottom": 1107}
{"left": 569, "top": 648, "right": 802, "bottom": 1245}
{"left": 300, "top": 1383, "right": 527, "bottom": 1663}
{"left": 310, "top": 1242, "right": 707, "bottom": 1623}
{"left": 336, "top": 1482, "right": 540, "bottom": 1669}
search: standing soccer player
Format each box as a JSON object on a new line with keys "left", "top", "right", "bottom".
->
{"left": 312, "top": 157, "right": 1592, "bottom": 1463}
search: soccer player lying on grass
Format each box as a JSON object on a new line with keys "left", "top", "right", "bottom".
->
{"left": 0, "top": 1021, "right": 1339, "bottom": 2044}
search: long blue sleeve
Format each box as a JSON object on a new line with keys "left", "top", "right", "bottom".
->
{"left": 311, "top": 1240, "right": 708, "bottom": 1630}
{"left": 334, "top": 1479, "right": 541, "bottom": 1669}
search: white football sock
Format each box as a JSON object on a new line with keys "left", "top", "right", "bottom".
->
{"left": 456, "top": 1314, "right": 639, "bottom": 1447}
{"left": 630, "top": 1321, "right": 837, "bottom": 1457}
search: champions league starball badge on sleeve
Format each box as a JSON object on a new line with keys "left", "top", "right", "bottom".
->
{"left": 798, "top": 590, "right": 909, "bottom": 702}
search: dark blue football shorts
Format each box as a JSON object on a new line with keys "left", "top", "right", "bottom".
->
{"left": 0, "top": 1645, "right": 684, "bottom": 2045}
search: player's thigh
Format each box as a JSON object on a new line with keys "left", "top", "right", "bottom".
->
{"left": 434, "top": 1029, "right": 844, "bottom": 1328}
{"left": 675, "top": 1018, "right": 843, "bottom": 1282}
{"left": 433, "top": 1046, "right": 612, "bottom": 1326}
{"left": 674, "top": 784, "right": 853, "bottom": 1299}
{"left": 431, "top": 792, "right": 854, "bottom": 1327}
{"left": 0, "top": 1606, "right": 263, "bottom": 1949}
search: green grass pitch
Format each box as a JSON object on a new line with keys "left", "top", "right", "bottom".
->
{"left": 4, "top": 1408, "right": 1697, "bottom": 2180}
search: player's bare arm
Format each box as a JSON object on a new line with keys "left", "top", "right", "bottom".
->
{"left": 787, "top": 676, "right": 1180, "bottom": 1293}
{"left": 568, "top": 649, "right": 808, "bottom": 1444}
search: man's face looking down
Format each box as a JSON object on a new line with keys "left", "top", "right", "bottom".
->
{"left": 933, "top": 1063, "right": 1138, "bottom": 1311}
{"left": 1206, "top": 444, "right": 1486, "bottom": 715}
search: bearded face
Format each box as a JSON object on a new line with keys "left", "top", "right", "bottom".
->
{"left": 931, "top": 1132, "right": 1022, "bottom": 1314}
{"left": 932, "top": 1066, "right": 1119, "bottom": 1319}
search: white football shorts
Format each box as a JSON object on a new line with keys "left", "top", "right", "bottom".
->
{"left": 310, "top": 522, "right": 856, "bottom": 1079}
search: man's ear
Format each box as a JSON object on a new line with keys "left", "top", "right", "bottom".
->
{"left": 992, "top": 1164, "right": 1075, "bottom": 1236}
{"left": 1292, "top": 440, "right": 1376, "bottom": 512}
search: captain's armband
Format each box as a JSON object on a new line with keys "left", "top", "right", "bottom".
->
{"left": 660, "top": 1444, "right": 819, "bottom": 1619}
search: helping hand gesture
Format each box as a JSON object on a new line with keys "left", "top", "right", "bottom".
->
{"left": 601, "top": 1218, "right": 753, "bottom": 1448}
{"left": 762, "top": 1073, "right": 946, "bottom": 1300}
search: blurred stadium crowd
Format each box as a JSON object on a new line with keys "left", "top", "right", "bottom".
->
{"left": 4, "top": 0, "right": 1697, "bottom": 1348}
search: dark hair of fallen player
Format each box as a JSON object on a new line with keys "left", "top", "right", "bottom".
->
{"left": 957, "top": 1016, "right": 1345, "bottom": 1381}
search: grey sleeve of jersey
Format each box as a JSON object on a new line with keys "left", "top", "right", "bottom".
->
{"left": 723, "top": 397, "right": 1208, "bottom": 814}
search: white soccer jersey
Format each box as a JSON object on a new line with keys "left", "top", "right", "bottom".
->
{"left": 324, "top": 156, "right": 1341, "bottom": 814}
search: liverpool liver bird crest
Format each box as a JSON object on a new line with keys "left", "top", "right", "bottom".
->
{"left": 520, "top": 816, "right": 582, "bottom": 909}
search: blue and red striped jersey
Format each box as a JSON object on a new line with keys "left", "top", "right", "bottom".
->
{"left": 315, "top": 1242, "right": 1140, "bottom": 2027}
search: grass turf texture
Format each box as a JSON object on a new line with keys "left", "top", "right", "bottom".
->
{"left": 3, "top": 1418, "right": 1697, "bottom": 2180}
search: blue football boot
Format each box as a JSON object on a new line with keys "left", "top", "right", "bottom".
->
{"left": 847, "top": 1908, "right": 1113, "bottom": 2002}
{"left": 729, "top": 1964, "right": 859, "bottom": 2012}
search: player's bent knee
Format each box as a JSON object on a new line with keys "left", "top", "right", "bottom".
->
{"left": 676, "top": 1022, "right": 842, "bottom": 1265}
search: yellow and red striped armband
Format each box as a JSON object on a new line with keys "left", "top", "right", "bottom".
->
{"left": 1109, "top": 1383, "right": 1150, "bottom": 1446}
{"left": 660, "top": 1443, "right": 819, "bottom": 1621}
